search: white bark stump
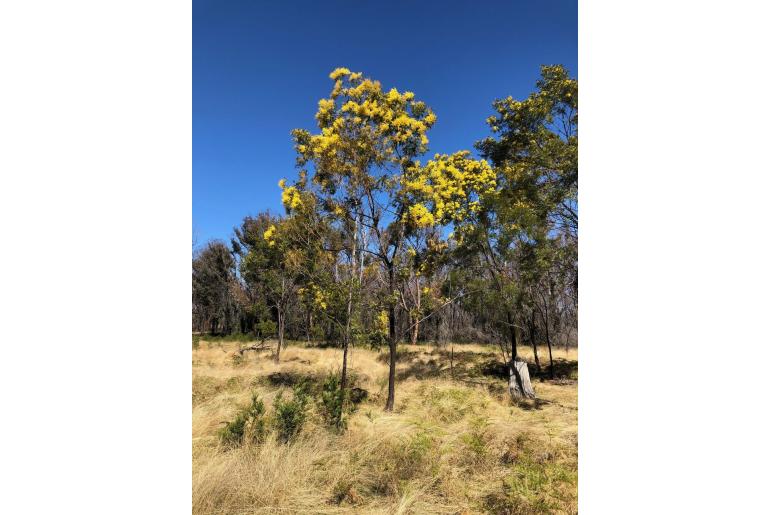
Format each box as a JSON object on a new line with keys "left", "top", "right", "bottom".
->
{"left": 509, "top": 359, "right": 536, "bottom": 399}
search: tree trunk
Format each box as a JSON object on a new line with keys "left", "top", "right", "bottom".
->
{"left": 275, "top": 308, "right": 284, "bottom": 363}
{"left": 506, "top": 313, "right": 535, "bottom": 399}
{"left": 340, "top": 334, "right": 349, "bottom": 393}
{"left": 545, "top": 323, "right": 554, "bottom": 379}
{"left": 506, "top": 311, "right": 517, "bottom": 361}
{"left": 411, "top": 282, "right": 421, "bottom": 345}
{"left": 529, "top": 316, "right": 541, "bottom": 373}
{"left": 509, "top": 359, "right": 536, "bottom": 399}
{"left": 385, "top": 267, "right": 397, "bottom": 411}
{"left": 540, "top": 302, "right": 554, "bottom": 379}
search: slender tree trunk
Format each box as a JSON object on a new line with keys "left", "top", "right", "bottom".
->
{"left": 385, "top": 266, "right": 397, "bottom": 411}
{"left": 507, "top": 312, "right": 535, "bottom": 399}
{"left": 507, "top": 311, "right": 517, "bottom": 362}
{"left": 537, "top": 294, "right": 555, "bottom": 379}
{"left": 411, "top": 281, "right": 421, "bottom": 345}
{"left": 275, "top": 307, "right": 284, "bottom": 363}
{"left": 341, "top": 288, "right": 353, "bottom": 401}
{"left": 340, "top": 334, "right": 349, "bottom": 392}
{"left": 544, "top": 305, "right": 554, "bottom": 379}
{"left": 529, "top": 315, "right": 541, "bottom": 373}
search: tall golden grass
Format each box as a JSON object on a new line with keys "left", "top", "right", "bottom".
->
{"left": 193, "top": 340, "right": 577, "bottom": 514}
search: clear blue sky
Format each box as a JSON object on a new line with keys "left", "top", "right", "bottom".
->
{"left": 193, "top": 0, "right": 577, "bottom": 247}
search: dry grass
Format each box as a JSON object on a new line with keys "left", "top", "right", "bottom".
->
{"left": 193, "top": 339, "right": 577, "bottom": 514}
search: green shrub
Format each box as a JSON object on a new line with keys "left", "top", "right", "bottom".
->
{"left": 192, "top": 334, "right": 201, "bottom": 350}
{"left": 255, "top": 319, "right": 277, "bottom": 339}
{"left": 219, "top": 394, "right": 267, "bottom": 447}
{"left": 273, "top": 382, "right": 310, "bottom": 443}
{"left": 319, "top": 372, "right": 347, "bottom": 430}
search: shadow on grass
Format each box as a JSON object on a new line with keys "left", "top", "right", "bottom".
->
{"left": 262, "top": 370, "right": 369, "bottom": 405}
{"left": 395, "top": 358, "right": 446, "bottom": 381}
{"left": 475, "top": 357, "right": 578, "bottom": 383}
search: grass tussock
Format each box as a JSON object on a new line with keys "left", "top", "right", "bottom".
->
{"left": 193, "top": 338, "right": 577, "bottom": 514}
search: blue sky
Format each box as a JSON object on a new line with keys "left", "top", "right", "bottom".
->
{"left": 193, "top": 0, "right": 577, "bottom": 247}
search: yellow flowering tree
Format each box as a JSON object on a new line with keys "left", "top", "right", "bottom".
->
{"left": 286, "top": 67, "right": 439, "bottom": 410}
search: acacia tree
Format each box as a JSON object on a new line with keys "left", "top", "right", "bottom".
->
{"left": 286, "top": 67, "right": 438, "bottom": 410}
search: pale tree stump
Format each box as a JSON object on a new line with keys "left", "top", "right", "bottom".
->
{"left": 509, "top": 359, "right": 536, "bottom": 399}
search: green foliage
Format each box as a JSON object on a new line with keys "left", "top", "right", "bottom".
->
{"left": 192, "top": 241, "right": 240, "bottom": 334}
{"left": 319, "top": 372, "right": 347, "bottom": 430}
{"left": 255, "top": 319, "right": 276, "bottom": 339}
{"left": 203, "top": 333, "right": 253, "bottom": 344}
{"left": 192, "top": 334, "right": 201, "bottom": 350}
{"left": 483, "top": 458, "right": 577, "bottom": 514}
{"left": 273, "top": 382, "right": 310, "bottom": 443}
{"left": 219, "top": 394, "right": 267, "bottom": 447}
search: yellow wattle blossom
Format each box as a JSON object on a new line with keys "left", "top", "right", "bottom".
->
{"left": 278, "top": 178, "right": 286, "bottom": 189}
{"left": 408, "top": 203, "right": 435, "bottom": 228}
{"left": 310, "top": 285, "right": 330, "bottom": 310}
{"left": 376, "top": 310, "right": 389, "bottom": 334}
{"left": 263, "top": 224, "right": 277, "bottom": 247}
{"left": 421, "top": 286, "right": 430, "bottom": 295}
{"left": 281, "top": 185, "right": 302, "bottom": 210}
{"left": 402, "top": 151, "right": 496, "bottom": 225}
{"left": 329, "top": 67, "right": 351, "bottom": 80}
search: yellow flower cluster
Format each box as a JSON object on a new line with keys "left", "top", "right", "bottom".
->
{"left": 403, "top": 151, "right": 496, "bottom": 224}
{"left": 263, "top": 224, "right": 277, "bottom": 247}
{"left": 281, "top": 185, "right": 302, "bottom": 210}
{"left": 376, "top": 310, "right": 389, "bottom": 335}
{"left": 300, "top": 284, "right": 330, "bottom": 310}
{"left": 329, "top": 67, "right": 351, "bottom": 80}
{"left": 293, "top": 68, "right": 438, "bottom": 167}
{"left": 408, "top": 203, "right": 436, "bottom": 228}
{"left": 314, "top": 288, "right": 329, "bottom": 310}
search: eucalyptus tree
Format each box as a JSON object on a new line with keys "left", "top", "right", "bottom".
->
{"left": 192, "top": 240, "right": 239, "bottom": 334}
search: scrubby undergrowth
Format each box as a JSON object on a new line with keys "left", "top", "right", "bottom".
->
{"left": 193, "top": 340, "right": 577, "bottom": 514}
